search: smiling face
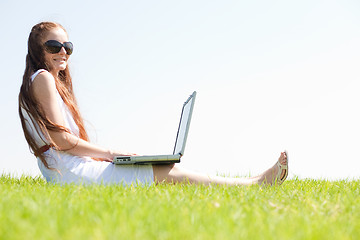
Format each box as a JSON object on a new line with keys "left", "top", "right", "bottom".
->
{"left": 43, "top": 27, "right": 70, "bottom": 76}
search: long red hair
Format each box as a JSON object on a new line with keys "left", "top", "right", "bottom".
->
{"left": 19, "top": 22, "right": 88, "bottom": 169}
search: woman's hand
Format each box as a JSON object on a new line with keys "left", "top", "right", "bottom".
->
{"left": 108, "top": 150, "right": 139, "bottom": 158}
{"left": 92, "top": 150, "right": 139, "bottom": 162}
{"left": 120, "top": 152, "right": 138, "bottom": 156}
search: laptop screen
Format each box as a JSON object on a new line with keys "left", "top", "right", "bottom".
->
{"left": 173, "top": 91, "right": 196, "bottom": 155}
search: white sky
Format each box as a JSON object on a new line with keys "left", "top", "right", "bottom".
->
{"left": 1, "top": 0, "right": 360, "bottom": 180}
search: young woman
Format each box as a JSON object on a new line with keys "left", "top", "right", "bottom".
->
{"left": 19, "top": 22, "right": 288, "bottom": 186}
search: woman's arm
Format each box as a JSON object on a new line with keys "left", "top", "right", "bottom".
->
{"left": 31, "top": 71, "right": 130, "bottom": 160}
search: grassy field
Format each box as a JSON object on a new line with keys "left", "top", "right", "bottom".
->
{"left": 0, "top": 175, "right": 359, "bottom": 240}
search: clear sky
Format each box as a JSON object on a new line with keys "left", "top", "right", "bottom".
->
{"left": 1, "top": 0, "right": 360, "bottom": 180}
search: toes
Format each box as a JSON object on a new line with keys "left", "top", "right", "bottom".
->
{"left": 279, "top": 152, "right": 287, "bottom": 163}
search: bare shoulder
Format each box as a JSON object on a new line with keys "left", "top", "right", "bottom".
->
{"left": 32, "top": 71, "right": 56, "bottom": 89}
{"left": 31, "top": 71, "right": 57, "bottom": 101}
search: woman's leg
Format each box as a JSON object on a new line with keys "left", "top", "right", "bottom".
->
{"left": 152, "top": 152, "right": 288, "bottom": 186}
{"left": 152, "top": 164, "right": 257, "bottom": 186}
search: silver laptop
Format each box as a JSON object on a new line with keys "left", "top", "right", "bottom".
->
{"left": 113, "top": 91, "right": 196, "bottom": 165}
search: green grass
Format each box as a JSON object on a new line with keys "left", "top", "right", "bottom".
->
{"left": 1, "top": 175, "right": 359, "bottom": 240}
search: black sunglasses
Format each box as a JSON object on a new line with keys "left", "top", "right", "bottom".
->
{"left": 44, "top": 40, "right": 73, "bottom": 55}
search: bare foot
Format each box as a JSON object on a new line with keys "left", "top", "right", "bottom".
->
{"left": 256, "top": 151, "right": 288, "bottom": 186}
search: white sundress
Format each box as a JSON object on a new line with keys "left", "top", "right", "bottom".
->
{"left": 22, "top": 69, "right": 154, "bottom": 186}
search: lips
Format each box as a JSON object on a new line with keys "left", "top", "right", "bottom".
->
{"left": 53, "top": 58, "right": 66, "bottom": 63}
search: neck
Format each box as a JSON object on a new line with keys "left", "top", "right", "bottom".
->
{"left": 50, "top": 69, "right": 60, "bottom": 78}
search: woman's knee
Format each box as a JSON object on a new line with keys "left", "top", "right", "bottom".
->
{"left": 152, "top": 164, "right": 177, "bottom": 182}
